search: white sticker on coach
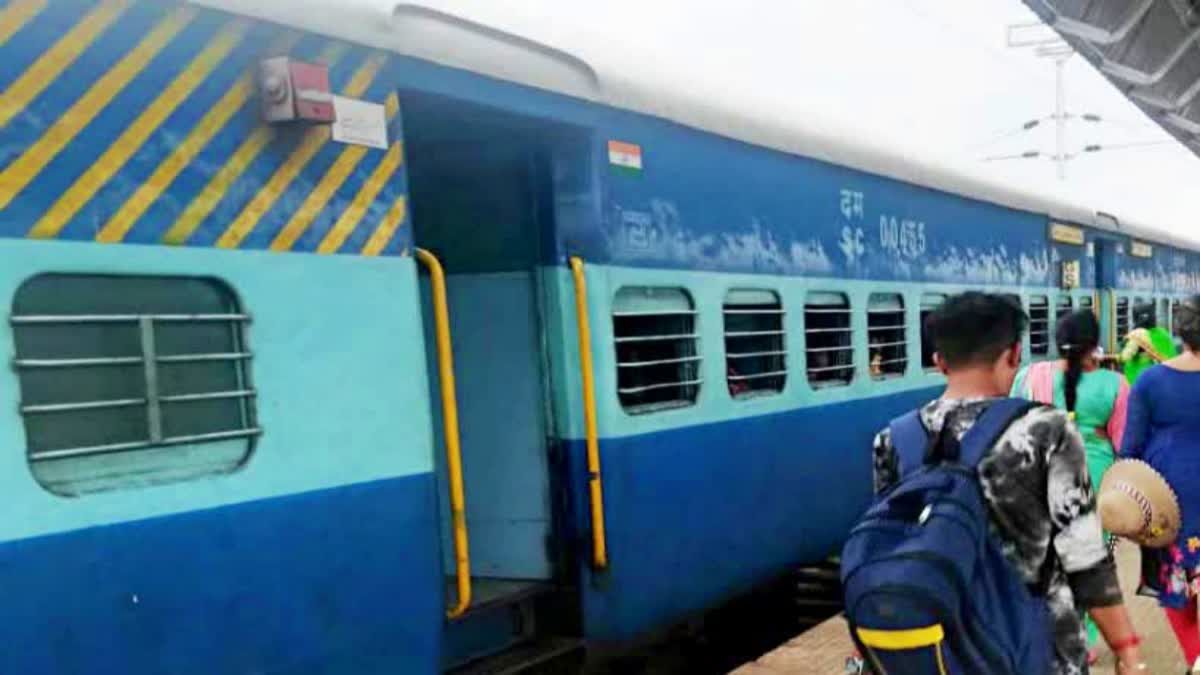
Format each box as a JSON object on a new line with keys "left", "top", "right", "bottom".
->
{"left": 331, "top": 96, "right": 388, "bottom": 150}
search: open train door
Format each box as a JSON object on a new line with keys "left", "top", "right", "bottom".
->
{"left": 400, "top": 90, "right": 588, "bottom": 672}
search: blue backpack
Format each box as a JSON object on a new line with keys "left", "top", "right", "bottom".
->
{"left": 841, "top": 399, "right": 1053, "bottom": 675}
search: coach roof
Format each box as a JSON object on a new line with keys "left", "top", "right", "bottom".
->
{"left": 193, "top": 0, "right": 1191, "bottom": 248}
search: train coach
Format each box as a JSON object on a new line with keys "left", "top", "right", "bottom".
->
{"left": 0, "top": 0, "right": 1197, "bottom": 672}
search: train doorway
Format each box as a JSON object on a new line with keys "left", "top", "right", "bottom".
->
{"left": 401, "top": 91, "right": 586, "bottom": 668}
{"left": 1092, "top": 238, "right": 1117, "bottom": 353}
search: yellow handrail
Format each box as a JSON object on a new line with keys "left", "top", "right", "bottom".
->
{"left": 416, "top": 248, "right": 471, "bottom": 619}
{"left": 1109, "top": 289, "right": 1118, "bottom": 356}
{"left": 569, "top": 256, "right": 608, "bottom": 569}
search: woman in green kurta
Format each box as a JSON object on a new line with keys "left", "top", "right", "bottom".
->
{"left": 1122, "top": 302, "right": 1178, "bottom": 384}
{"left": 1013, "top": 309, "right": 1131, "bottom": 659}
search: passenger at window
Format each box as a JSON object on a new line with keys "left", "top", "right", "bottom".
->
{"left": 1122, "top": 302, "right": 1176, "bottom": 384}
{"left": 1123, "top": 296, "right": 1200, "bottom": 673}
{"left": 1012, "top": 309, "right": 1130, "bottom": 661}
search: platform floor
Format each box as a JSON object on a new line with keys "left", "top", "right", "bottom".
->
{"left": 730, "top": 541, "right": 1187, "bottom": 674}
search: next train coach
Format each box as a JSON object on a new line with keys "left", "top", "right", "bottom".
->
{"left": 0, "top": 0, "right": 1197, "bottom": 672}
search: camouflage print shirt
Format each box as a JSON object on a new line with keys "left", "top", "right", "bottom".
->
{"left": 872, "top": 398, "right": 1123, "bottom": 675}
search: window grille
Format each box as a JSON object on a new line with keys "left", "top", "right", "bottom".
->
{"left": 1056, "top": 295, "right": 1073, "bottom": 322}
{"left": 1029, "top": 295, "right": 1050, "bottom": 356}
{"left": 868, "top": 294, "right": 906, "bottom": 379}
{"left": 920, "top": 294, "right": 947, "bottom": 370}
{"left": 805, "top": 292, "right": 853, "bottom": 387}
{"left": 1116, "top": 297, "right": 1130, "bottom": 343}
{"left": 613, "top": 287, "right": 700, "bottom": 413}
{"left": 12, "top": 274, "right": 257, "bottom": 496}
{"left": 723, "top": 289, "right": 785, "bottom": 398}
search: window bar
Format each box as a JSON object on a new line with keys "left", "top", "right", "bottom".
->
{"left": 722, "top": 308, "right": 786, "bottom": 315}
{"left": 728, "top": 370, "right": 788, "bottom": 382}
{"left": 617, "top": 379, "right": 704, "bottom": 395}
{"left": 30, "top": 428, "right": 263, "bottom": 462}
{"left": 157, "top": 352, "right": 252, "bottom": 364}
{"left": 867, "top": 340, "right": 907, "bottom": 349}
{"left": 725, "top": 330, "right": 786, "bottom": 338}
{"left": 614, "top": 333, "right": 699, "bottom": 344}
{"left": 22, "top": 398, "right": 147, "bottom": 414}
{"left": 727, "top": 349, "right": 788, "bottom": 359}
{"left": 806, "top": 345, "right": 855, "bottom": 354}
{"left": 804, "top": 327, "right": 854, "bottom": 335}
{"left": 11, "top": 313, "right": 250, "bottom": 324}
{"left": 804, "top": 307, "right": 852, "bottom": 314}
{"left": 160, "top": 389, "right": 257, "bottom": 404}
{"left": 611, "top": 310, "right": 697, "bottom": 318}
{"left": 139, "top": 316, "right": 163, "bottom": 445}
{"left": 14, "top": 356, "right": 143, "bottom": 368}
{"left": 618, "top": 355, "right": 702, "bottom": 368}
{"left": 807, "top": 364, "right": 856, "bottom": 374}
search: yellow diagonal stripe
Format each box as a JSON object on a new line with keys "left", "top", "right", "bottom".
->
{"left": 31, "top": 19, "right": 250, "bottom": 239}
{"left": 317, "top": 140, "right": 403, "bottom": 254}
{"left": 160, "top": 42, "right": 349, "bottom": 246}
{"left": 97, "top": 31, "right": 300, "bottom": 244}
{"left": 0, "top": 0, "right": 48, "bottom": 46}
{"left": 215, "top": 51, "right": 387, "bottom": 249}
{"left": 270, "top": 93, "right": 400, "bottom": 252}
{"left": 0, "top": 0, "right": 126, "bottom": 129}
{"left": 0, "top": 6, "right": 194, "bottom": 212}
{"left": 361, "top": 194, "right": 407, "bottom": 257}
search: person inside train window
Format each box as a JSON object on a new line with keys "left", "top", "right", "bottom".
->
{"left": 1122, "top": 296, "right": 1200, "bottom": 673}
{"left": 872, "top": 292, "right": 1144, "bottom": 675}
{"left": 1122, "top": 302, "right": 1177, "bottom": 385}
{"left": 1012, "top": 309, "right": 1131, "bottom": 662}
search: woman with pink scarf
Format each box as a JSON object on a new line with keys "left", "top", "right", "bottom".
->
{"left": 1012, "top": 308, "right": 1130, "bottom": 659}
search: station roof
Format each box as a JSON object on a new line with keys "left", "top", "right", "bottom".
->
{"left": 196, "top": 0, "right": 1194, "bottom": 248}
{"left": 1022, "top": 0, "right": 1200, "bottom": 159}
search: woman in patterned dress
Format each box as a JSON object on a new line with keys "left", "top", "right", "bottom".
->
{"left": 1124, "top": 296, "right": 1200, "bottom": 674}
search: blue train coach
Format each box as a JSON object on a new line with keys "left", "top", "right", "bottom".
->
{"left": 1, "top": 0, "right": 1197, "bottom": 672}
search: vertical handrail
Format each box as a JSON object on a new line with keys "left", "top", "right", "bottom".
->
{"left": 1108, "top": 289, "right": 1118, "bottom": 356}
{"left": 569, "top": 256, "right": 608, "bottom": 569}
{"left": 416, "top": 248, "right": 471, "bottom": 619}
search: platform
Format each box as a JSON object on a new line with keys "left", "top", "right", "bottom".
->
{"left": 731, "top": 542, "right": 1186, "bottom": 674}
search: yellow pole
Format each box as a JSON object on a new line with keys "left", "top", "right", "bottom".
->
{"left": 570, "top": 257, "right": 608, "bottom": 569}
{"left": 416, "top": 248, "right": 471, "bottom": 619}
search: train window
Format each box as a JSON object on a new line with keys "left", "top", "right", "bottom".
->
{"left": 1173, "top": 299, "right": 1182, "bottom": 328}
{"left": 1161, "top": 298, "right": 1171, "bottom": 330}
{"left": 867, "top": 294, "right": 906, "bottom": 379}
{"left": 613, "top": 287, "right": 701, "bottom": 413}
{"left": 723, "top": 289, "right": 785, "bottom": 399}
{"left": 1116, "top": 297, "right": 1130, "bottom": 343}
{"left": 1080, "top": 295, "right": 1094, "bottom": 311}
{"left": 1029, "top": 295, "right": 1050, "bottom": 357}
{"left": 11, "top": 274, "right": 257, "bottom": 496}
{"left": 805, "top": 292, "right": 853, "bottom": 387}
{"left": 920, "top": 293, "right": 947, "bottom": 370}
{"left": 1056, "top": 295, "right": 1073, "bottom": 321}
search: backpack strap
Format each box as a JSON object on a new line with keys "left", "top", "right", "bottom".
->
{"left": 956, "top": 398, "right": 1042, "bottom": 468}
{"left": 888, "top": 410, "right": 930, "bottom": 478}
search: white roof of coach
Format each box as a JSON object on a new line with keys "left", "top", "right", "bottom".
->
{"left": 193, "top": 0, "right": 1192, "bottom": 249}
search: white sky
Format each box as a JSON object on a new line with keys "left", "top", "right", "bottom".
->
{"left": 421, "top": 0, "right": 1200, "bottom": 240}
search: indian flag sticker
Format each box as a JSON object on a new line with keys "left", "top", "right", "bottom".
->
{"left": 608, "top": 140, "right": 643, "bottom": 175}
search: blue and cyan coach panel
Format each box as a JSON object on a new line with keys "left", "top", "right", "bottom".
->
{"left": 0, "top": 1, "right": 440, "bottom": 672}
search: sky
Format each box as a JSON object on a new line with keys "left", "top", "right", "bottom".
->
{"left": 414, "top": 0, "right": 1200, "bottom": 240}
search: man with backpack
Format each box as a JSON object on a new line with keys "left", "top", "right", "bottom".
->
{"left": 842, "top": 293, "right": 1144, "bottom": 674}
